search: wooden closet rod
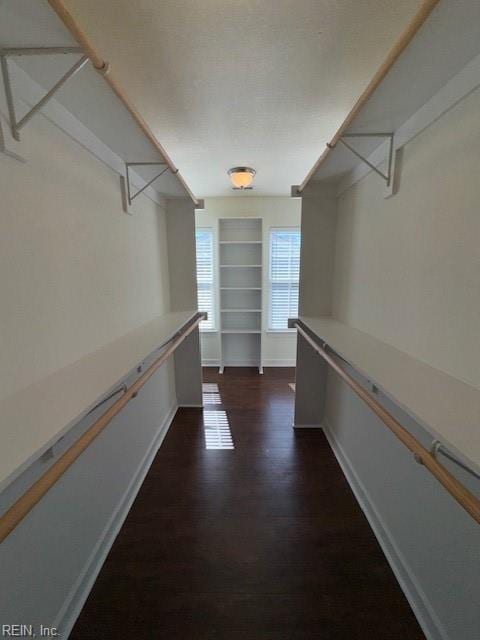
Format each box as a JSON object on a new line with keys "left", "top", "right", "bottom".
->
{"left": 46, "top": 0, "right": 200, "bottom": 207}
{"left": 295, "top": 323, "right": 480, "bottom": 525}
{"left": 0, "top": 313, "right": 204, "bottom": 544}
{"left": 297, "top": 0, "right": 440, "bottom": 194}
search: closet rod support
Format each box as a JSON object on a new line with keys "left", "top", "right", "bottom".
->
{"left": 0, "top": 55, "right": 18, "bottom": 140}
{"left": 0, "top": 120, "right": 25, "bottom": 162}
{"left": 431, "top": 441, "right": 480, "bottom": 481}
{"left": 0, "top": 52, "right": 89, "bottom": 141}
{"left": 126, "top": 162, "right": 169, "bottom": 204}
{"left": 121, "top": 162, "right": 170, "bottom": 212}
{"left": 86, "top": 384, "right": 128, "bottom": 416}
{"left": 329, "top": 132, "right": 395, "bottom": 187}
{"left": 129, "top": 167, "right": 169, "bottom": 202}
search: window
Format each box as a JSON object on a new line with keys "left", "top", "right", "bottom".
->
{"left": 269, "top": 228, "right": 301, "bottom": 330}
{"left": 195, "top": 228, "right": 215, "bottom": 330}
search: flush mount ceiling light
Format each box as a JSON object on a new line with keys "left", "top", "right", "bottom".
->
{"left": 228, "top": 167, "right": 256, "bottom": 190}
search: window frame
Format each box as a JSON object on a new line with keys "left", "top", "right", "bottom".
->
{"left": 267, "top": 226, "right": 301, "bottom": 333}
{"left": 195, "top": 227, "right": 217, "bottom": 332}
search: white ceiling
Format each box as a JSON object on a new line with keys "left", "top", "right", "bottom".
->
{"left": 2, "top": 0, "right": 427, "bottom": 197}
{"left": 57, "top": 0, "right": 427, "bottom": 197}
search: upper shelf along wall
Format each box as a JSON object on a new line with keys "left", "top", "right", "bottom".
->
{"left": 295, "top": 0, "right": 480, "bottom": 193}
{"left": 0, "top": 0, "right": 196, "bottom": 202}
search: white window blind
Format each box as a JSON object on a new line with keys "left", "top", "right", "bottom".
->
{"left": 195, "top": 229, "right": 215, "bottom": 330}
{"left": 269, "top": 229, "right": 301, "bottom": 330}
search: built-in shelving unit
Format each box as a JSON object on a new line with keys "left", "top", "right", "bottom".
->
{"left": 221, "top": 330, "right": 261, "bottom": 334}
{"left": 219, "top": 218, "right": 263, "bottom": 373}
{"left": 220, "top": 287, "right": 261, "bottom": 290}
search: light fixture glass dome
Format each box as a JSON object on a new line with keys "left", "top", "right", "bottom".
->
{"left": 228, "top": 167, "right": 256, "bottom": 189}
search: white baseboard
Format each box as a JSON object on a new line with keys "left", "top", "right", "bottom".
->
{"left": 262, "top": 359, "right": 296, "bottom": 367}
{"left": 221, "top": 360, "right": 260, "bottom": 367}
{"left": 201, "top": 360, "right": 295, "bottom": 368}
{"left": 56, "top": 403, "right": 178, "bottom": 638}
{"left": 322, "top": 420, "right": 448, "bottom": 640}
{"left": 201, "top": 359, "right": 220, "bottom": 367}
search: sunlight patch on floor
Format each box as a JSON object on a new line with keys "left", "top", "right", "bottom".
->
{"left": 203, "top": 409, "right": 234, "bottom": 450}
{"left": 202, "top": 383, "right": 234, "bottom": 449}
{"left": 203, "top": 383, "right": 219, "bottom": 392}
{"left": 203, "top": 392, "right": 222, "bottom": 405}
{"left": 202, "top": 383, "right": 222, "bottom": 406}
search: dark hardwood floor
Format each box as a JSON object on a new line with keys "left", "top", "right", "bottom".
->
{"left": 70, "top": 367, "right": 424, "bottom": 639}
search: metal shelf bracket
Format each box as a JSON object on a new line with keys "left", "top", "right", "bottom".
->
{"left": 0, "top": 119, "right": 25, "bottom": 162}
{"left": 430, "top": 440, "right": 480, "bottom": 481}
{"left": 328, "top": 132, "right": 397, "bottom": 196}
{"left": 0, "top": 47, "right": 87, "bottom": 142}
{"left": 120, "top": 161, "right": 170, "bottom": 214}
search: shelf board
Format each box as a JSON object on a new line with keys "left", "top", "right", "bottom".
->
{"left": 0, "top": 4, "right": 190, "bottom": 199}
{"left": 220, "top": 287, "right": 261, "bottom": 290}
{"left": 0, "top": 310, "right": 200, "bottom": 491}
{"left": 221, "top": 330, "right": 261, "bottom": 334}
{"left": 297, "top": 316, "right": 480, "bottom": 475}
{"left": 221, "top": 309, "right": 261, "bottom": 313}
{"left": 220, "top": 264, "right": 262, "bottom": 268}
{"left": 305, "top": 3, "right": 480, "bottom": 187}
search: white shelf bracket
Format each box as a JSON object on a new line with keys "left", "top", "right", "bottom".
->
{"left": 329, "top": 133, "right": 397, "bottom": 197}
{"left": 120, "top": 161, "right": 171, "bottom": 214}
{"left": 430, "top": 440, "right": 480, "bottom": 481}
{"left": 0, "top": 47, "right": 88, "bottom": 142}
{"left": 0, "top": 119, "right": 25, "bottom": 163}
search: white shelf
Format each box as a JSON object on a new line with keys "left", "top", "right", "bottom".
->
{"left": 0, "top": 3, "right": 190, "bottom": 200}
{"left": 304, "top": 2, "right": 480, "bottom": 188}
{"left": 0, "top": 310, "right": 199, "bottom": 491}
{"left": 220, "top": 287, "right": 261, "bottom": 290}
{"left": 219, "top": 218, "right": 262, "bottom": 243}
{"left": 221, "top": 330, "right": 261, "bottom": 334}
{"left": 219, "top": 217, "right": 263, "bottom": 370}
{"left": 297, "top": 316, "right": 480, "bottom": 475}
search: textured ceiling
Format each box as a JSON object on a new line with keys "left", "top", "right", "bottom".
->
{"left": 59, "top": 0, "right": 422, "bottom": 197}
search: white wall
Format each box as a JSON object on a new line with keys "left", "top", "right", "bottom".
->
{"left": 0, "top": 112, "right": 171, "bottom": 402}
{"left": 195, "top": 196, "right": 301, "bottom": 367}
{"left": 166, "top": 198, "right": 198, "bottom": 312}
{"left": 324, "top": 367, "right": 480, "bottom": 640}
{"left": 165, "top": 198, "right": 203, "bottom": 407}
{"left": 0, "top": 100, "right": 181, "bottom": 634}
{"left": 298, "top": 87, "right": 480, "bottom": 640}
{"left": 298, "top": 188, "right": 337, "bottom": 317}
{"left": 332, "top": 87, "right": 480, "bottom": 389}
